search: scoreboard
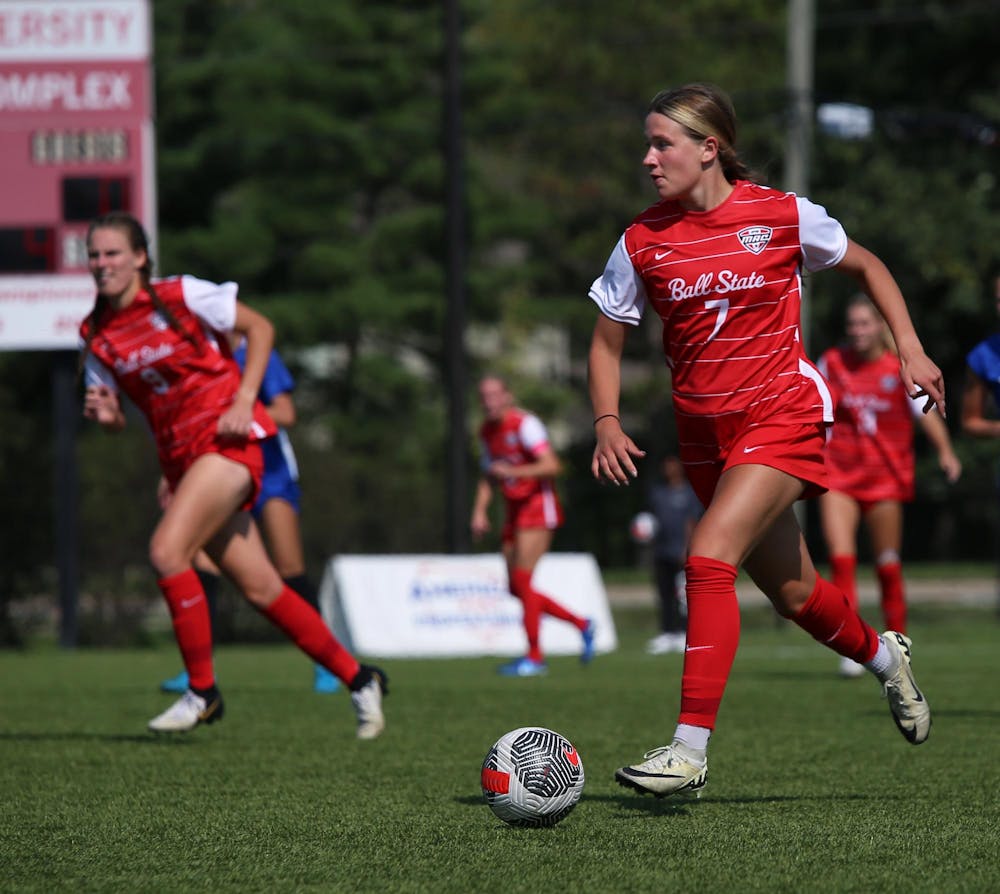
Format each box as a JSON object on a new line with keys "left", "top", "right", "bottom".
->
{"left": 0, "top": 0, "right": 154, "bottom": 349}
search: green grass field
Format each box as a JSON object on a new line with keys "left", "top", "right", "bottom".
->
{"left": 2, "top": 602, "right": 998, "bottom": 893}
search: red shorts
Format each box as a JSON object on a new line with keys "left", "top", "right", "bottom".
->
{"left": 160, "top": 439, "right": 265, "bottom": 513}
{"left": 501, "top": 491, "right": 564, "bottom": 544}
{"left": 682, "top": 420, "right": 829, "bottom": 508}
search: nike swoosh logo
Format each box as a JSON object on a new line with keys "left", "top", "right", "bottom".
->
{"left": 179, "top": 596, "right": 203, "bottom": 609}
{"left": 563, "top": 746, "right": 580, "bottom": 767}
{"left": 685, "top": 645, "right": 713, "bottom": 652}
{"left": 743, "top": 445, "right": 765, "bottom": 453}
{"left": 654, "top": 250, "right": 672, "bottom": 260}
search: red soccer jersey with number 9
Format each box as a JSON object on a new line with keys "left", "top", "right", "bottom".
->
{"left": 819, "top": 345, "right": 917, "bottom": 502}
{"left": 81, "top": 275, "right": 276, "bottom": 475}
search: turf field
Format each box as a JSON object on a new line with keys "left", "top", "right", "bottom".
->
{"left": 2, "top": 602, "right": 998, "bottom": 893}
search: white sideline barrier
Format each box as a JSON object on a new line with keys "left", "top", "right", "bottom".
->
{"left": 319, "top": 553, "right": 618, "bottom": 659}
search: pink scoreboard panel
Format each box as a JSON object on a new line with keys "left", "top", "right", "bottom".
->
{"left": 0, "top": 0, "right": 154, "bottom": 349}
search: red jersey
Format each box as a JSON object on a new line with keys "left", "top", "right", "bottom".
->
{"left": 589, "top": 180, "right": 846, "bottom": 472}
{"left": 479, "top": 408, "right": 560, "bottom": 506}
{"left": 819, "top": 345, "right": 918, "bottom": 502}
{"left": 81, "top": 275, "right": 276, "bottom": 476}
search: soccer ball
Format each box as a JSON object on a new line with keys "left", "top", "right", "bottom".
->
{"left": 480, "top": 727, "right": 584, "bottom": 827}
{"left": 629, "top": 511, "right": 658, "bottom": 544}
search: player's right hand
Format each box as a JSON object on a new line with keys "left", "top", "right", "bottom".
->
{"left": 83, "top": 384, "right": 121, "bottom": 426}
{"left": 591, "top": 420, "right": 645, "bottom": 485}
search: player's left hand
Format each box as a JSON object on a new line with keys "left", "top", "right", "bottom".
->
{"left": 217, "top": 403, "right": 253, "bottom": 439}
{"left": 488, "top": 460, "right": 517, "bottom": 479}
{"left": 901, "top": 350, "right": 946, "bottom": 417}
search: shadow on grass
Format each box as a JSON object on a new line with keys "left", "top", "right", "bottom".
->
{"left": 456, "top": 790, "right": 865, "bottom": 819}
{"left": 0, "top": 730, "right": 197, "bottom": 745}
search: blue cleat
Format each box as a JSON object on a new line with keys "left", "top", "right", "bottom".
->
{"left": 581, "top": 619, "right": 596, "bottom": 665}
{"left": 160, "top": 670, "right": 190, "bottom": 694}
{"left": 313, "top": 664, "right": 341, "bottom": 693}
{"left": 497, "top": 656, "right": 548, "bottom": 677}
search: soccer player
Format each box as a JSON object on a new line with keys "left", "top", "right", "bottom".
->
{"left": 80, "top": 211, "right": 385, "bottom": 737}
{"left": 159, "top": 342, "right": 340, "bottom": 695}
{"left": 962, "top": 275, "right": 1000, "bottom": 440}
{"left": 819, "top": 295, "right": 961, "bottom": 676}
{"left": 471, "top": 375, "right": 595, "bottom": 676}
{"left": 587, "top": 83, "right": 935, "bottom": 798}
{"left": 644, "top": 455, "right": 702, "bottom": 655}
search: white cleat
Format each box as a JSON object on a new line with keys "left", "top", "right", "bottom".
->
{"left": 350, "top": 665, "right": 388, "bottom": 740}
{"left": 148, "top": 689, "right": 224, "bottom": 733}
{"left": 838, "top": 655, "right": 866, "bottom": 678}
{"left": 615, "top": 744, "right": 708, "bottom": 798}
{"left": 879, "top": 631, "right": 931, "bottom": 745}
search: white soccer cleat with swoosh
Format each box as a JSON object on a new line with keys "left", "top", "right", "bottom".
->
{"left": 879, "top": 631, "right": 931, "bottom": 744}
{"left": 615, "top": 744, "right": 708, "bottom": 798}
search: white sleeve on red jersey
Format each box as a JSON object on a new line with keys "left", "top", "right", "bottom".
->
{"left": 180, "top": 275, "right": 239, "bottom": 332}
{"left": 84, "top": 353, "right": 118, "bottom": 391}
{"left": 796, "top": 197, "right": 849, "bottom": 272}
{"left": 588, "top": 234, "right": 647, "bottom": 325}
{"left": 519, "top": 413, "right": 550, "bottom": 455}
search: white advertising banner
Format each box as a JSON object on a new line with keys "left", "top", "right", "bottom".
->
{"left": 0, "top": 273, "right": 92, "bottom": 348}
{"left": 319, "top": 553, "right": 618, "bottom": 659}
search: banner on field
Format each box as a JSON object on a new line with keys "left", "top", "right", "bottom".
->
{"left": 319, "top": 553, "right": 618, "bottom": 659}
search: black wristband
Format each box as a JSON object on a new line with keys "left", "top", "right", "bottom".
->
{"left": 593, "top": 414, "right": 620, "bottom": 427}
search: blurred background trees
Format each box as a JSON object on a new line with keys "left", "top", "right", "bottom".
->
{"left": 1, "top": 0, "right": 997, "bottom": 642}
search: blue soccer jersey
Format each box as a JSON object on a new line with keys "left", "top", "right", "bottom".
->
{"left": 233, "top": 344, "right": 301, "bottom": 515}
{"left": 967, "top": 334, "right": 1000, "bottom": 407}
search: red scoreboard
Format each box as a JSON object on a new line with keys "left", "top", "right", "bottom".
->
{"left": 0, "top": 0, "right": 154, "bottom": 349}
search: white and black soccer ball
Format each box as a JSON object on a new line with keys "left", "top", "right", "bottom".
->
{"left": 480, "top": 727, "right": 584, "bottom": 827}
{"left": 629, "top": 511, "right": 658, "bottom": 544}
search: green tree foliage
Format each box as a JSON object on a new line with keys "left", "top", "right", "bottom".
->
{"left": 2, "top": 2, "right": 998, "bottom": 640}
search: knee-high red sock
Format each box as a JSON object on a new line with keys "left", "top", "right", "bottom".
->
{"left": 877, "top": 561, "right": 907, "bottom": 633}
{"left": 677, "top": 556, "right": 741, "bottom": 730}
{"left": 262, "top": 586, "right": 360, "bottom": 684}
{"left": 829, "top": 554, "right": 858, "bottom": 611}
{"left": 159, "top": 569, "right": 215, "bottom": 691}
{"left": 538, "top": 594, "right": 586, "bottom": 629}
{"left": 510, "top": 567, "right": 544, "bottom": 662}
{"left": 793, "top": 576, "right": 879, "bottom": 663}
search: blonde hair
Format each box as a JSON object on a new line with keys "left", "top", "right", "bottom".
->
{"left": 647, "top": 83, "right": 759, "bottom": 184}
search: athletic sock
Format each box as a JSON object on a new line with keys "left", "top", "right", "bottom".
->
{"left": 864, "top": 634, "right": 895, "bottom": 678}
{"left": 876, "top": 561, "right": 907, "bottom": 633}
{"left": 159, "top": 569, "right": 215, "bottom": 691}
{"left": 793, "top": 575, "right": 879, "bottom": 664}
{"left": 677, "top": 556, "right": 741, "bottom": 730}
{"left": 829, "top": 554, "right": 858, "bottom": 611}
{"left": 195, "top": 568, "right": 221, "bottom": 631}
{"left": 261, "top": 586, "right": 360, "bottom": 684}
{"left": 537, "top": 594, "right": 587, "bottom": 630}
{"left": 672, "top": 723, "right": 710, "bottom": 762}
{"left": 510, "top": 567, "right": 544, "bottom": 662}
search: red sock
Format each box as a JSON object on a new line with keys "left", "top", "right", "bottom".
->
{"left": 677, "top": 556, "right": 741, "bottom": 730}
{"left": 262, "top": 586, "right": 360, "bottom": 684}
{"left": 829, "top": 554, "right": 858, "bottom": 611}
{"left": 538, "top": 594, "right": 586, "bottom": 629}
{"left": 159, "top": 569, "right": 215, "bottom": 691}
{"left": 793, "top": 576, "right": 879, "bottom": 663}
{"left": 877, "top": 561, "right": 907, "bottom": 633}
{"left": 510, "top": 567, "right": 543, "bottom": 662}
